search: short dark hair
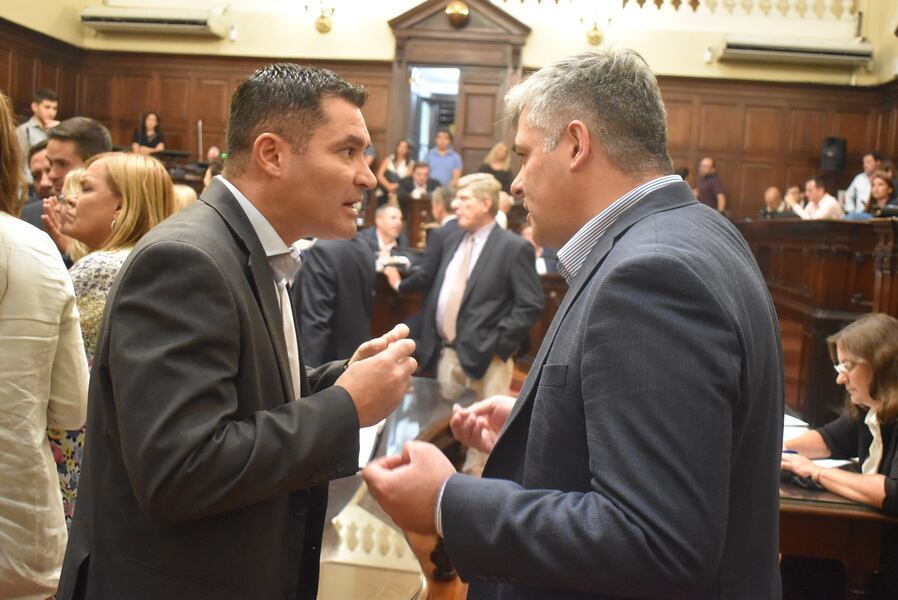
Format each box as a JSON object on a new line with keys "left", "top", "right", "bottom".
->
{"left": 225, "top": 63, "right": 368, "bottom": 175}
{"left": 413, "top": 162, "right": 430, "bottom": 172}
{"left": 48, "top": 117, "right": 112, "bottom": 161}
{"left": 28, "top": 139, "right": 48, "bottom": 162}
{"left": 806, "top": 175, "right": 827, "bottom": 190}
{"left": 33, "top": 88, "right": 58, "bottom": 104}
{"left": 435, "top": 129, "right": 452, "bottom": 142}
{"left": 865, "top": 151, "right": 882, "bottom": 162}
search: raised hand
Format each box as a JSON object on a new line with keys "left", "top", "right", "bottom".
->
{"left": 337, "top": 336, "right": 416, "bottom": 427}
{"left": 450, "top": 395, "right": 516, "bottom": 454}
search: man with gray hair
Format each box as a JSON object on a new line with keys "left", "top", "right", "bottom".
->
{"left": 402, "top": 172, "right": 542, "bottom": 400}
{"left": 364, "top": 49, "right": 782, "bottom": 599}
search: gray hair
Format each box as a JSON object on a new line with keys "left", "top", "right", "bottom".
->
{"left": 505, "top": 49, "right": 672, "bottom": 176}
{"left": 457, "top": 172, "right": 501, "bottom": 216}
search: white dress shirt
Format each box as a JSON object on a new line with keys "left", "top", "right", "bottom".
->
{"left": 791, "top": 193, "right": 845, "bottom": 220}
{"left": 0, "top": 212, "right": 89, "bottom": 599}
{"left": 844, "top": 172, "right": 872, "bottom": 214}
{"left": 435, "top": 221, "right": 495, "bottom": 338}
{"left": 218, "top": 176, "right": 303, "bottom": 399}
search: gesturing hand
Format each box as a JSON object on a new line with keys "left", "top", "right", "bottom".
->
{"left": 337, "top": 336, "right": 416, "bottom": 427}
{"left": 349, "top": 323, "right": 410, "bottom": 365}
{"left": 450, "top": 395, "right": 516, "bottom": 454}
{"left": 42, "top": 196, "right": 72, "bottom": 254}
{"left": 362, "top": 441, "right": 455, "bottom": 535}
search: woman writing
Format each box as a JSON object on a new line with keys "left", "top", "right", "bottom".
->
{"left": 131, "top": 111, "right": 165, "bottom": 155}
{"left": 782, "top": 313, "right": 898, "bottom": 593}
{"left": 48, "top": 152, "right": 175, "bottom": 526}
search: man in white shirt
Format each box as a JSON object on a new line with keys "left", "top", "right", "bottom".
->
{"left": 844, "top": 151, "right": 881, "bottom": 213}
{"left": 789, "top": 175, "right": 845, "bottom": 220}
{"left": 15, "top": 88, "right": 59, "bottom": 184}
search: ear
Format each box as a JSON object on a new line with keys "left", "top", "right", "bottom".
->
{"left": 31, "top": 101, "right": 39, "bottom": 113}
{"left": 251, "top": 133, "right": 286, "bottom": 178}
{"left": 565, "top": 120, "right": 592, "bottom": 172}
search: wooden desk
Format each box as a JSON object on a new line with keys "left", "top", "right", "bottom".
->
{"left": 781, "top": 480, "right": 898, "bottom": 599}
{"left": 738, "top": 220, "right": 883, "bottom": 425}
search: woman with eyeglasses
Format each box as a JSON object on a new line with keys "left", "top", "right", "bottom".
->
{"left": 782, "top": 312, "right": 898, "bottom": 592}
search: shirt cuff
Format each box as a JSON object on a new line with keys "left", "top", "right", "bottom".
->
{"left": 434, "top": 476, "right": 450, "bottom": 538}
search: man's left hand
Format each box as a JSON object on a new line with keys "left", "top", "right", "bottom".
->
{"left": 362, "top": 441, "right": 455, "bottom": 535}
{"left": 349, "top": 323, "right": 410, "bottom": 365}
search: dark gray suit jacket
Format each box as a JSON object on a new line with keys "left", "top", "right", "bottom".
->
{"left": 417, "top": 224, "right": 543, "bottom": 380}
{"left": 57, "top": 179, "right": 361, "bottom": 600}
{"left": 441, "top": 182, "right": 783, "bottom": 599}
{"left": 294, "top": 236, "right": 374, "bottom": 368}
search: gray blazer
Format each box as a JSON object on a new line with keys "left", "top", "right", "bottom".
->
{"left": 57, "top": 179, "right": 361, "bottom": 600}
{"left": 441, "top": 182, "right": 783, "bottom": 599}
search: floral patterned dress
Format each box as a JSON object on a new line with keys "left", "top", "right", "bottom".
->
{"left": 48, "top": 248, "right": 131, "bottom": 528}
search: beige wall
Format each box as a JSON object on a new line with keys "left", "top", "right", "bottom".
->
{"left": 3, "top": 0, "right": 896, "bottom": 86}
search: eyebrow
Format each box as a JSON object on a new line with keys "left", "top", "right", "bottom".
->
{"left": 335, "top": 134, "right": 368, "bottom": 149}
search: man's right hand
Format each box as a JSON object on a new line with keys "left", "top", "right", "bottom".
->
{"left": 383, "top": 266, "right": 401, "bottom": 291}
{"left": 336, "top": 338, "right": 417, "bottom": 427}
{"left": 450, "top": 395, "right": 517, "bottom": 454}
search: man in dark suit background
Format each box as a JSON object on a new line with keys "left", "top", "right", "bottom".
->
{"left": 357, "top": 203, "right": 410, "bottom": 259}
{"left": 402, "top": 172, "right": 542, "bottom": 399}
{"left": 294, "top": 235, "right": 375, "bottom": 368}
{"left": 364, "top": 49, "right": 783, "bottom": 599}
{"left": 397, "top": 162, "right": 440, "bottom": 203}
{"left": 58, "top": 64, "right": 417, "bottom": 600}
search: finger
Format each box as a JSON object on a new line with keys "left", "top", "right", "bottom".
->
{"left": 385, "top": 338, "right": 415, "bottom": 360}
{"left": 373, "top": 453, "right": 408, "bottom": 470}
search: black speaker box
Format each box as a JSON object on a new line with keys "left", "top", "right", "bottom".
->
{"left": 820, "top": 137, "right": 846, "bottom": 172}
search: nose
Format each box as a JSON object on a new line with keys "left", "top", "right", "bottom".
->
{"left": 510, "top": 173, "right": 523, "bottom": 197}
{"left": 358, "top": 162, "right": 377, "bottom": 191}
{"left": 836, "top": 372, "right": 847, "bottom": 385}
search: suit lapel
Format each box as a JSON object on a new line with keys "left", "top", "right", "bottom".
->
{"left": 200, "top": 179, "right": 296, "bottom": 404}
{"left": 459, "top": 225, "right": 500, "bottom": 309}
{"left": 498, "top": 181, "right": 698, "bottom": 437}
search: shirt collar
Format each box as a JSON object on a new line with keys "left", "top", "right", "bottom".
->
{"left": 217, "top": 175, "right": 291, "bottom": 259}
{"left": 465, "top": 219, "right": 495, "bottom": 244}
{"left": 441, "top": 215, "right": 457, "bottom": 226}
{"left": 556, "top": 174, "right": 682, "bottom": 284}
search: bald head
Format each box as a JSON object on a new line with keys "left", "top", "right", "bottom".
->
{"left": 764, "top": 186, "right": 782, "bottom": 210}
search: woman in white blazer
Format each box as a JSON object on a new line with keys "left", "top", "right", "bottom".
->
{"left": 0, "top": 91, "right": 89, "bottom": 599}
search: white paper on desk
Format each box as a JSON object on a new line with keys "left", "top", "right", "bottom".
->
{"left": 784, "top": 414, "right": 809, "bottom": 427}
{"left": 783, "top": 425, "right": 810, "bottom": 442}
{"left": 814, "top": 458, "right": 855, "bottom": 469}
{"left": 358, "top": 420, "right": 384, "bottom": 468}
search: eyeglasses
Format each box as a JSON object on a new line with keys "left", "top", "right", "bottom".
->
{"left": 833, "top": 360, "right": 859, "bottom": 375}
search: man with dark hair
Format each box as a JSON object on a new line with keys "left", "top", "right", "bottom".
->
{"left": 41, "top": 116, "right": 113, "bottom": 255}
{"left": 19, "top": 140, "right": 52, "bottom": 229}
{"left": 426, "top": 130, "right": 463, "bottom": 187}
{"left": 58, "top": 63, "right": 417, "bottom": 600}
{"left": 844, "top": 150, "right": 883, "bottom": 213}
{"left": 788, "top": 175, "right": 844, "bottom": 220}
{"left": 696, "top": 156, "right": 727, "bottom": 212}
{"left": 15, "top": 88, "right": 59, "bottom": 184}
{"left": 364, "top": 49, "right": 783, "bottom": 599}
{"left": 397, "top": 162, "right": 440, "bottom": 203}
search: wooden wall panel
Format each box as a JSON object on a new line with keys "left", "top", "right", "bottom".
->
{"left": 787, "top": 108, "right": 826, "bottom": 154}
{"left": 740, "top": 162, "right": 778, "bottom": 210}
{"left": 13, "top": 51, "right": 37, "bottom": 110}
{"left": 666, "top": 100, "right": 692, "bottom": 151}
{"left": 81, "top": 74, "right": 114, "bottom": 121}
{"left": 831, "top": 110, "right": 873, "bottom": 159}
{"left": 0, "top": 47, "right": 11, "bottom": 94}
{"left": 699, "top": 103, "right": 742, "bottom": 153}
{"left": 743, "top": 106, "right": 782, "bottom": 155}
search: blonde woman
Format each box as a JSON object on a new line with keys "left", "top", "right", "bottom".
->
{"left": 478, "top": 141, "right": 512, "bottom": 193}
{"left": 0, "top": 91, "right": 89, "bottom": 598}
{"left": 59, "top": 168, "right": 89, "bottom": 263}
{"left": 50, "top": 152, "right": 175, "bottom": 526}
